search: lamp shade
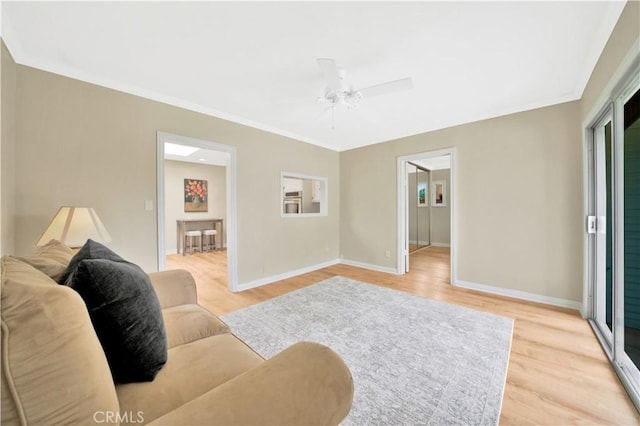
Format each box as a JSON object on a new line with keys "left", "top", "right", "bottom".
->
{"left": 37, "top": 207, "right": 112, "bottom": 248}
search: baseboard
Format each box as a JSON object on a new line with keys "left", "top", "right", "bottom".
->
{"left": 339, "top": 258, "right": 400, "bottom": 275}
{"left": 454, "top": 279, "right": 582, "bottom": 311}
{"left": 235, "top": 259, "right": 340, "bottom": 292}
{"left": 409, "top": 240, "right": 430, "bottom": 246}
{"left": 430, "top": 242, "right": 450, "bottom": 247}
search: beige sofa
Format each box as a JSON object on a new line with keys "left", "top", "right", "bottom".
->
{"left": 1, "top": 247, "right": 353, "bottom": 425}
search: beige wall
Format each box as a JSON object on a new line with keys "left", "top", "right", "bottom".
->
{"left": 1, "top": 41, "right": 16, "bottom": 256}
{"left": 339, "top": 1, "right": 639, "bottom": 304}
{"left": 581, "top": 1, "right": 639, "bottom": 122}
{"left": 164, "top": 160, "right": 226, "bottom": 253}
{"left": 11, "top": 64, "right": 339, "bottom": 284}
{"left": 430, "top": 169, "right": 450, "bottom": 245}
{"left": 340, "top": 101, "right": 583, "bottom": 302}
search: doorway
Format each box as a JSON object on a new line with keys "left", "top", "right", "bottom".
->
{"left": 397, "top": 148, "right": 456, "bottom": 279}
{"left": 587, "top": 71, "right": 640, "bottom": 409}
{"left": 156, "top": 132, "right": 238, "bottom": 291}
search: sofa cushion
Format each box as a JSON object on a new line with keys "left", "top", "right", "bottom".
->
{"left": 60, "top": 238, "right": 125, "bottom": 284}
{"left": 116, "top": 333, "right": 264, "bottom": 426}
{"left": 67, "top": 258, "right": 168, "bottom": 383}
{"left": 162, "top": 304, "right": 231, "bottom": 349}
{"left": 0, "top": 256, "right": 119, "bottom": 425}
{"left": 19, "top": 239, "right": 73, "bottom": 281}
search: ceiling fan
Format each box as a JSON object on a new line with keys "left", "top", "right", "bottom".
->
{"left": 316, "top": 58, "right": 413, "bottom": 129}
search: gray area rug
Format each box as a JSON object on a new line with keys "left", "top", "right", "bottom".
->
{"left": 221, "top": 276, "right": 513, "bottom": 425}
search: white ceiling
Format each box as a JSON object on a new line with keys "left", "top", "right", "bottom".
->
{"left": 164, "top": 145, "right": 230, "bottom": 167}
{"left": 412, "top": 156, "right": 451, "bottom": 171}
{"left": 1, "top": 1, "right": 626, "bottom": 152}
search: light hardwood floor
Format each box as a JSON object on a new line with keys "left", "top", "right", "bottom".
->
{"left": 166, "top": 247, "right": 640, "bottom": 425}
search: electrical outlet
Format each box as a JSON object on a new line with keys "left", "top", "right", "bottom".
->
{"left": 385, "top": 250, "right": 391, "bottom": 258}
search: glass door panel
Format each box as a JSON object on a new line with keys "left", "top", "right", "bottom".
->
{"left": 594, "top": 113, "right": 614, "bottom": 340}
{"left": 605, "top": 121, "right": 614, "bottom": 332}
{"left": 624, "top": 86, "right": 640, "bottom": 368}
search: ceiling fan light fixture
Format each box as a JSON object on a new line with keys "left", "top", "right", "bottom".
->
{"left": 316, "top": 57, "right": 413, "bottom": 128}
{"left": 321, "top": 88, "right": 362, "bottom": 109}
{"left": 344, "top": 89, "right": 362, "bottom": 108}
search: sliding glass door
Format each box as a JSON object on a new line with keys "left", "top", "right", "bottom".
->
{"left": 623, "top": 81, "right": 640, "bottom": 372}
{"left": 590, "top": 72, "right": 640, "bottom": 408}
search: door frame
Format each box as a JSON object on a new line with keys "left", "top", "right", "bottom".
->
{"left": 156, "top": 131, "right": 238, "bottom": 292}
{"left": 396, "top": 148, "right": 457, "bottom": 281}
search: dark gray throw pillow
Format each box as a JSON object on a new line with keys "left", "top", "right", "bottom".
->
{"left": 67, "top": 258, "right": 168, "bottom": 383}
{"left": 60, "top": 239, "right": 126, "bottom": 284}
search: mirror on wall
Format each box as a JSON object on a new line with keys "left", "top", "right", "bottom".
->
{"left": 281, "top": 172, "right": 328, "bottom": 217}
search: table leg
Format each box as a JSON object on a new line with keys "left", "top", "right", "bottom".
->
{"left": 219, "top": 220, "right": 224, "bottom": 250}
{"left": 177, "top": 222, "right": 182, "bottom": 255}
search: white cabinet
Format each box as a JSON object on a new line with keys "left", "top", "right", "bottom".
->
{"left": 283, "top": 177, "right": 304, "bottom": 192}
{"left": 311, "top": 180, "right": 323, "bottom": 202}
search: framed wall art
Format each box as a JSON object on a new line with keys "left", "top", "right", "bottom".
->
{"left": 432, "top": 180, "right": 446, "bottom": 207}
{"left": 184, "top": 178, "right": 208, "bottom": 212}
{"left": 417, "top": 182, "right": 428, "bottom": 207}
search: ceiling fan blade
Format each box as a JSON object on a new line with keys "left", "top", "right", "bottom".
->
{"left": 317, "top": 58, "right": 342, "bottom": 91}
{"left": 358, "top": 77, "right": 413, "bottom": 98}
{"left": 276, "top": 97, "right": 315, "bottom": 106}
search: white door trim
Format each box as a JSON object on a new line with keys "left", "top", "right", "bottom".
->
{"left": 396, "top": 148, "right": 457, "bottom": 283}
{"left": 156, "top": 131, "right": 238, "bottom": 292}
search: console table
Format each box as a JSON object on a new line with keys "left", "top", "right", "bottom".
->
{"left": 176, "top": 218, "right": 224, "bottom": 254}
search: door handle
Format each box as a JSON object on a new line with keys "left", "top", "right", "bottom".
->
{"left": 587, "top": 216, "right": 597, "bottom": 234}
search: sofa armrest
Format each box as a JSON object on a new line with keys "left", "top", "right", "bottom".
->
{"left": 148, "top": 269, "right": 198, "bottom": 308}
{"left": 149, "top": 341, "right": 354, "bottom": 425}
